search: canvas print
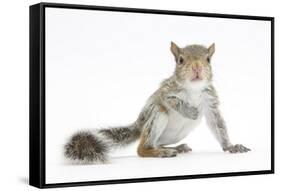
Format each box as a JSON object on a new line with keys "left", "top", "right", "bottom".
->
{"left": 29, "top": 3, "right": 274, "bottom": 188}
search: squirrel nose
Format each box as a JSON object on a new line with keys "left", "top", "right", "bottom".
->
{"left": 192, "top": 65, "right": 202, "bottom": 73}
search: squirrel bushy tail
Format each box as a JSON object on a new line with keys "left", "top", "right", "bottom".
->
{"left": 64, "top": 123, "right": 141, "bottom": 163}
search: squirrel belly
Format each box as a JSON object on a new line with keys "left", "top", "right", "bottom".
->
{"left": 157, "top": 109, "right": 203, "bottom": 146}
{"left": 156, "top": 84, "right": 205, "bottom": 146}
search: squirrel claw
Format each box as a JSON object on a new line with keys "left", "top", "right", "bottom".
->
{"left": 224, "top": 144, "right": 251, "bottom": 153}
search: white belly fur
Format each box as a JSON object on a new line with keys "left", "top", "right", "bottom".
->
{"left": 157, "top": 88, "right": 203, "bottom": 146}
{"left": 157, "top": 111, "right": 202, "bottom": 145}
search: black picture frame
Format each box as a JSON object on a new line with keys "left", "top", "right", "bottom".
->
{"left": 29, "top": 2, "right": 275, "bottom": 189}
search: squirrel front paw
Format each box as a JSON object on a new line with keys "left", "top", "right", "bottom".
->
{"left": 185, "top": 106, "right": 199, "bottom": 120}
{"left": 223, "top": 144, "right": 251, "bottom": 153}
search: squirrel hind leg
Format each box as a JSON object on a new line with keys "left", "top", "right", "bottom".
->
{"left": 137, "top": 143, "right": 178, "bottom": 158}
{"left": 64, "top": 131, "right": 109, "bottom": 164}
{"left": 137, "top": 106, "right": 178, "bottom": 158}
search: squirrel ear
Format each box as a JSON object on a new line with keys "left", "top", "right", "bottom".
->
{"left": 208, "top": 43, "right": 215, "bottom": 57}
{"left": 170, "top": 41, "right": 180, "bottom": 58}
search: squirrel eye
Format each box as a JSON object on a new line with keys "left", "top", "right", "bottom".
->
{"left": 207, "top": 57, "right": 210, "bottom": 63}
{"left": 178, "top": 56, "right": 184, "bottom": 64}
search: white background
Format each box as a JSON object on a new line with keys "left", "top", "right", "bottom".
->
{"left": 45, "top": 6, "right": 271, "bottom": 183}
{"left": 0, "top": 0, "right": 280, "bottom": 191}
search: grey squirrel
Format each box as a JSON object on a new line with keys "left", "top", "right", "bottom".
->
{"left": 64, "top": 42, "right": 250, "bottom": 163}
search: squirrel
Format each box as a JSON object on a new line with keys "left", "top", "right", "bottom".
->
{"left": 64, "top": 42, "right": 250, "bottom": 163}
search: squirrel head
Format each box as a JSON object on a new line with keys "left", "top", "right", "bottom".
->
{"left": 170, "top": 42, "right": 215, "bottom": 86}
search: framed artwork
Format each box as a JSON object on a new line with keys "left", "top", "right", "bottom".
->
{"left": 29, "top": 2, "right": 274, "bottom": 188}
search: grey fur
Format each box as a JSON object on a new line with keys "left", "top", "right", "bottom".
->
{"left": 64, "top": 124, "right": 140, "bottom": 163}
{"left": 99, "top": 124, "right": 141, "bottom": 146}
{"left": 203, "top": 85, "right": 232, "bottom": 149}
{"left": 164, "top": 95, "right": 199, "bottom": 119}
{"left": 182, "top": 45, "right": 209, "bottom": 57}
{"left": 145, "top": 109, "right": 168, "bottom": 148}
{"left": 203, "top": 85, "right": 250, "bottom": 152}
{"left": 64, "top": 131, "right": 109, "bottom": 163}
